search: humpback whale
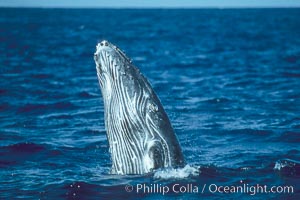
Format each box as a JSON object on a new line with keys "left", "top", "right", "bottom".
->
{"left": 94, "top": 40, "right": 184, "bottom": 174}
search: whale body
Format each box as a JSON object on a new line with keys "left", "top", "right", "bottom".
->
{"left": 94, "top": 40, "right": 184, "bottom": 174}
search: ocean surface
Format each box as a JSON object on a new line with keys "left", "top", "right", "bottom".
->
{"left": 0, "top": 8, "right": 299, "bottom": 199}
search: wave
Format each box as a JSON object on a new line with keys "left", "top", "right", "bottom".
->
{"left": 17, "top": 102, "right": 77, "bottom": 114}
{"left": 6, "top": 142, "right": 45, "bottom": 153}
{"left": 0, "top": 142, "right": 47, "bottom": 167}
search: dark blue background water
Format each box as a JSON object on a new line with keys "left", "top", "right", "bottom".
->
{"left": 0, "top": 8, "right": 299, "bottom": 199}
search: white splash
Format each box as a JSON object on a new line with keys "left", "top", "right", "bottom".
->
{"left": 154, "top": 165, "right": 200, "bottom": 179}
{"left": 274, "top": 159, "right": 296, "bottom": 170}
{"left": 274, "top": 161, "right": 285, "bottom": 170}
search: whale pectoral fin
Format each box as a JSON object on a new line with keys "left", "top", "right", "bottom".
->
{"left": 148, "top": 144, "right": 164, "bottom": 170}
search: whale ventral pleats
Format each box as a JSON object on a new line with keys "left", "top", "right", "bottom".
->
{"left": 94, "top": 40, "right": 185, "bottom": 175}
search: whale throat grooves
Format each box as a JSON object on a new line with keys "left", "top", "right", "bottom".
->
{"left": 94, "top": 40, "right": 184, "bottom": 174}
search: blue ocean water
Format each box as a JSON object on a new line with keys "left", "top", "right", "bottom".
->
{"left": 0, "top": 8, "right": 299, "bottom": 199}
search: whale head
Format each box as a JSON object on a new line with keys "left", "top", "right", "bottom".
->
{"left": 94, "top": 40, "right": 131, "bottom": 79}
{"left": 94, "top": 40, "right": 184, "bottom": 174}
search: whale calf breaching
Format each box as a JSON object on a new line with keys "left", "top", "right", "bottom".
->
{"left": 94, "top": 40, "right": 184, "bottom": 174}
